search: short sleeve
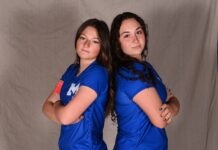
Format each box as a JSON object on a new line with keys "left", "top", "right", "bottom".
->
{"left": 124, "top": 78, "right": 153, "bottom": 100}
{"left": 80, "top": 66, "right": 109, "bottom": 96}
{"left": 54, "top": 80, "right": 64, "bottom": 94}
{"left": 53, "top": 64, "right": 75, "bottom": 94}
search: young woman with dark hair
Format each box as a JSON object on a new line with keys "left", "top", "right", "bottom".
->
{"left": 42, "top": 18, "right": 113, "bottom": 150}
{"left": 110, "top": 12, "right": 180, "bottom": 150}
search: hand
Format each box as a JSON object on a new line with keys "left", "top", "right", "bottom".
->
{"left": 47, "top": 92, "right": 60, "bottom": 104}
{"left": 53, "top": 100, "right": 62, "bottom": 108}
{"left": 160, "top": 104, "right": 173, "bottom": 124}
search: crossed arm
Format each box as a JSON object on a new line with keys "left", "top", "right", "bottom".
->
{"left": 42, "top": 86, "right": 97, "bottom": 125}
{"left": 133, "top": 87, "right": 180, "bottom": 128}
{"left": 160, "top": 88, "right": 180, "bottom": 124}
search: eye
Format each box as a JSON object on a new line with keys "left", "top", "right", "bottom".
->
{"left": 78, "top": 36, "right": 85, "bottom": 40}
{"left": 136, "top": 30, "right": 143, "bottom": 35}
{"left": 123, "top": 34, "right": 130, "bottom": 38}
{"left": 92, "top": 40, "right": 100, "bottom": 44}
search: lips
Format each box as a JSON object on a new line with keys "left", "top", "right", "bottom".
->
{"left": 81, "top": 49, "right": 89, "bottom": 53}
{"left": 132, "top": 45, "right": 141, "bottom": 49}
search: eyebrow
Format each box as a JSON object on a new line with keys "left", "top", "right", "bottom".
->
{"left": 136, "top": 27, "right": 143, "bottom": 31}
{"left": 120, "top": 26, "right": 142, "bottom": 36}
{"left": 80, "top": 34, "right": 100, "bottom": 40}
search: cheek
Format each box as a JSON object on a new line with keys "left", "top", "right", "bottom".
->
{"left": 140, "top": 36, "right": 146, "bottom": 46}
{"left": 120, "top": 41, "right": 129, "bottom": 51}
{"left": 75, "top": 41, "right": 81, "bottom": 51}
{"left": 92, "top": 46, "right": 101, "bottom": 56}
{"left": 121, "top": 45, "right": 130, "bottom": 55}
{"left": 122, "top": 44, "right": 132, "bottom": 55}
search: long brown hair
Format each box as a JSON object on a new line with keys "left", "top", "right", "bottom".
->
{"left": 74, "top": 19, "right": 114, "bottom": 117}
{"left": 110, "top": 12, "right": 156, "bottom": 83}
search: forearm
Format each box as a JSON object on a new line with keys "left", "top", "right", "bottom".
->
{"left": 53, "top": 101, "right": 78, "bottom": 125}
{"left": 53, "top": 101, "right": 73, "bottom": 125}
{"left": 53, "top": 101, "right": 63, "bottom": 121}
{"left": 42, "top": 101, "right": 60, "bottom": 124}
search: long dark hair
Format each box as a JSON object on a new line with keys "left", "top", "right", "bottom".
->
{"left": 110, "top": 12, "right": 155, "bottom": 84}
{"left": 74, "top": 19, "right": 114, "bottom": 117}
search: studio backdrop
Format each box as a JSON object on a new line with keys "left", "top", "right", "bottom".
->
{"left": 0, "top": 0, "right": 217, "bottom": 150}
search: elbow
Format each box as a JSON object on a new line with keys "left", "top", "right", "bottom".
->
{"left": 56, "top": 114, "right": 76, "bottom": 125}
{"left": 42, "top": 107, "right": 50, "bottom": 117}
{"left": 154, "top": 122, "right": 167, "bottom": 129}
{"left": 42, "top": 102, "right": 49, "bottom": 116}
{"left": 151, "top": 120, "right": 167, "bottom": 129}
{"left": 54, "top": 105, "right": 82, "bottom": 125}
{"left": 58, "top": 118, "right": 71, "bottom": 125}
{"left": 59, "top": 119, "right": 75, "bottom": 125}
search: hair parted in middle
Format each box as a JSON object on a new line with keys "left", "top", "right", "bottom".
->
{"left": 110, "top": 12, "right": 156, "bottom": 88}
{"left": 110, "top": 12, "right": 149, "bottom": 71}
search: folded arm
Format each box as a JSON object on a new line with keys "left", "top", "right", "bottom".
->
{"left": 53, "top": 86, "right": 97, "bottom": 125}
{"left": 160, "top": 88, "right": 180, "bottom": 124}
{"left": 42, "top": 91, "right": 61, "bottom": 124}
{"left": 133, "top": 87, "right": 167, "bottom": 128}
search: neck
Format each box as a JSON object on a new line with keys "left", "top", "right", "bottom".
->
{"left": 78, "top": 59, "right": 96, "bottom": 75}
{"left": 133, "top": 55, "right": 142, "bottom": 61}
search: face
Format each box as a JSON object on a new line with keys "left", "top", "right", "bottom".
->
{"left": 76, "top": 26, "right": 100, "bottom": 61}
{"left": 119, "top": 18, "right": 145, "bottom": 60}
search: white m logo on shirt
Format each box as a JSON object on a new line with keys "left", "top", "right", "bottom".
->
{"left": 67, "top": 83, "right": 80, "bottom": 96}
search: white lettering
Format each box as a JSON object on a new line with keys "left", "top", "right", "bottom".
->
{"left": 67, "top": 83, "right": 80, "bottom": 96}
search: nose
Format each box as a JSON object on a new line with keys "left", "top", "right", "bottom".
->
{"left": 84, "top": 40, "right": 90, "bottom": 47}
{"left": 132, "top": 34, "right": 139, "bottom": 43}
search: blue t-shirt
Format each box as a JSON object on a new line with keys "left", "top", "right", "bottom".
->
{"left": 114, "top": 62, "right": 168, "bottom": 150}
{"left": 58, "top": 61, "right": 108, "bottom": 150}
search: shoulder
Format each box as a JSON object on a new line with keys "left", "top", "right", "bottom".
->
{"left": 88, "top": 63, "right": 108, "bottom": 77}
{"left": 64, "top": 63, "right": 77, "bottom": 73}
{"left": 81, "top": 63, "right": 109, "bottom": 83}
{"left": 116, "top": 64, "right": 153, "bottom": 88}
{"left": 145, "top": 61, "right": 162, "bottom": 80}
{"left": 68, "top": 63, "right": 78, "bottom": 70}
{"left": 61, "top": 63, "right": 77, "bottom": 80}
{"left": 117, "top": 66, "right": 138, "bottom": 79}
{"left": 145, "top": 61, "right": 156, "bottom": 72}
{"left": 145, "top": 61, "right": 153, "bottom": 68}
{"left": 116, "top": 66, "right": 141, "bottom": 87}
{"left": 80, "top": 63, "right": 109, "bottom": 95}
